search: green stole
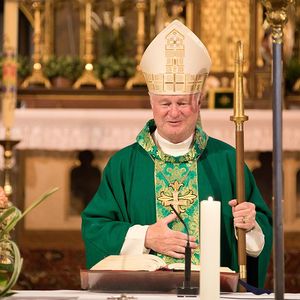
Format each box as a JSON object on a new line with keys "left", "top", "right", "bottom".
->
{"left": 136, "top": 119, "right": 208, "bottom": 265}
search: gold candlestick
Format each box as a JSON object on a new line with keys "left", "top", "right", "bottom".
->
{"left": 21, "top": 0, "right": 51, "bottom": 88}
{"left": 73, "top": 0, "right": 102, "bottom": 89}
{"left": 126, "top": 0, "right": 146, "bottom": 89}
{"left": 0, "top": 137, "right": 20, "bottom": 200}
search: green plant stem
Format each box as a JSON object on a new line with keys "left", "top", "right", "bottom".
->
{"left": 1, "top": 187, "right": 59, "bottom": 238}
{"left": 0, "top": 239, "right": 23, "bottom": 297}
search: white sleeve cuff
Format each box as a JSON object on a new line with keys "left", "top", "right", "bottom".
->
{"left": 120, "top": 225, "right": 150, "bottom": 255}
{"left": 234, "top": 221, "right": 265, "bottom": 257}
{"left": 245, "top": 221, "right": 265, "bottom": 257}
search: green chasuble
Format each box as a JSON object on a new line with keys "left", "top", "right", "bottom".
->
{"left": 81, "top": 120, "right": 272, "bottom": 288}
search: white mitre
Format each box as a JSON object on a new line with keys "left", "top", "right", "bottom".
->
{"left": 140, "top": 20, "right": 212, "bottom": 95}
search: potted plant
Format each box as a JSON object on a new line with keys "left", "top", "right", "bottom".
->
{"left": 0, "top": 55, "right": 31, "bottom": 87}
{"left": 285, "top": 57, "right": 300, "bottom": 93}
{"left": 0, "top": 186, "right": 58, "bottom": 297}
{"left": 95, "top": 55, "right": 135, "bottom": 88}
{"left": 17, "top": 55, "right": 31, "bottom": 86}
{"left": 94, "top": 10, "right": 136, "bottom": 88}
{"left": 44, "top": 56, "right": 84, "bottom": 88}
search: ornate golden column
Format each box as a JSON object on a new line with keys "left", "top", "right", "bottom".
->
{"left": 73, "top": 0, "right": 102, "bottom": 89}
{"left": 43, "top": 0, "right": 54, "bottom": 61}
{"left": 185, "top": 0, "right": 194, "bottom": 30}
{"left": 112, "top": 0, "right": 121, "bottom": 34}
{"left": 21, "top": 0, "right": 51, "bottom": 88}
{"left": 125, "top": 0, "right": 146, "bottom": 89}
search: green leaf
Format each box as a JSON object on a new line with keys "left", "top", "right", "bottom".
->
{"left": 0, "top": 274, "right": 8, "bottom": 286}
{"left": 0, "top": 240, "right": 23, "bottom": 297}
{"left": 0, "top": 207, "right": 17, "bottom": 225}
{"left": 21, "top": 187, "right": 59, "bottom": 218}
{"left": 0, "top": 209, "right": 21, "bottom": 239}
{"left": 0, "top": 263, "right": 14, "bottom": 273}
{"left": 0, "top": 187, "right": 59, "bottom": 297}
{"left": 0, "top": 187, "right": 58, "bottom": 237}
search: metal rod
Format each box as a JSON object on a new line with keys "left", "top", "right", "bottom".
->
{"left": 272, "top": 42, "right": 285, "bottom": 300}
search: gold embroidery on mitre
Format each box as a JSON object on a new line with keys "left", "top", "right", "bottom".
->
{"left": 143, "top": 29, "right": 208, "bottom": 94}
{"left": 157, "top": 180, "right": 197, "bottom": 213}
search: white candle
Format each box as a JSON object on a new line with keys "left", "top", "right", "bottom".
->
{"left": 200, "top": 196, "right": 220, "bottom": 300}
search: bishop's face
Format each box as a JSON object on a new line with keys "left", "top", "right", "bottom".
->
{"left": 150, "top": 92, "right": 201, "bottom": 144}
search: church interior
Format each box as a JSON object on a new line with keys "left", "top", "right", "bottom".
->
{"left": 0, "top": 0, "right": 299, "bottom": 293}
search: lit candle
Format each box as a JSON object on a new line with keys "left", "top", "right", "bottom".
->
{"left": 2, "top": 0, "right": 19, "bottom": 135}
{"left": 200, "top": 196, "right": 220, "bottom": 300}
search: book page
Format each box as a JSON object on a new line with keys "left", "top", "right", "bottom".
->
{"left": 91, "top": 254, "right": 167, "bottom": 271}
{"left": 167, "top": 262, "right": 235, "bottom": 273}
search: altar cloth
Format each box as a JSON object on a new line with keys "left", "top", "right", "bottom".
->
{"left": 3, "top": 290, "right": 300, "bottom": 300}
{"left": 0, "top": 108, "right": 299, "bottom": 152}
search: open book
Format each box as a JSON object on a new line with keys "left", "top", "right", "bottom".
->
{"left": 91, "top": 254, "right": 235, "bottom": 273}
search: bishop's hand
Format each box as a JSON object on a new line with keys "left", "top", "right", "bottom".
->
{"left": 228, "top": 199, "right": 256, "bottom": 231}
{"left": 144, "top": 213, "right": 197, "bottom": 259}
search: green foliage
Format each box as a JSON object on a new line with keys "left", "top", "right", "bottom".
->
{"left": 95, "top": 55, "right": 136, "bottom": 80}
{"left": 0, "top": 55, "right": 31, "bottom": 80}
{"left": 17, "top": 56, "right": 31, "bottom": 79}
{"left": 94, "top": 12, "right": 136, "bottom": 80}
{"left": 0, "top": 187, "right": 58, "bottom": 297}
{"left": 44, "top": 56, "right": 84, "bottom": 81}
{"left": 285, "top": 57, "right": 300, "bottom": 92}
{"left": 0, "top": 240, "right": 22, "bottom": 297}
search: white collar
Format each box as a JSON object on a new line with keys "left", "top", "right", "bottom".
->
{"left": 153, "top": 130, "right": 194, "bottom": 156}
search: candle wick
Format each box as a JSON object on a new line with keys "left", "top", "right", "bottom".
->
{"left": 208, "top": 196, "right": 214, "bottom": 202}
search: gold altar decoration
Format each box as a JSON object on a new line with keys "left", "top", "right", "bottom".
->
{"left": 43, "top": 0, "right": 54, "bottom": 62}
{"left": 185, "top": 0, "right": 194, "bottom": 30}
{"left": 199, "top": 0, "right": 250, "bottom": 73}
{"left": 0, "top": 139, "right": 20, "bottom": 199}
{"left": 21, "top": 1, "right": 51, "bottom": 88}
{"left": 149, "top": 0, "right": 194, "bottom": 36}
{"left": 261, "top": 0, "right": 294, "bottom": 44}
{"left": 125, "top": 0, "right": 146, "bottom": 89}
{"left": 73, "top": 0, "right": 102, "bottom": 89}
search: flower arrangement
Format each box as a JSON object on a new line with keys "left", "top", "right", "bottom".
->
{"left": 94, "top": 9, "right": 136, "bottom": 83}
{"left": 0, "top": 186, "right": 58, "bottom": 297}
{"left": 95, "top": 55, "right": 135, "bottom": 81}
{"left": 44, "top": 56, "right": 84, "bottom": 82}
{"left": 0, "top": 55, "right": 31, "bottom": 87}
{"left": 17, "top": 56, "right": 31, "bottom": 80}
{"left": 285, "top": 57, "right": 300, "bottom": 93}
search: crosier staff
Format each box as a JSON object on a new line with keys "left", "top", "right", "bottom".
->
{"left": 230, "top": 41, "right": 248, "bottom": 287}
